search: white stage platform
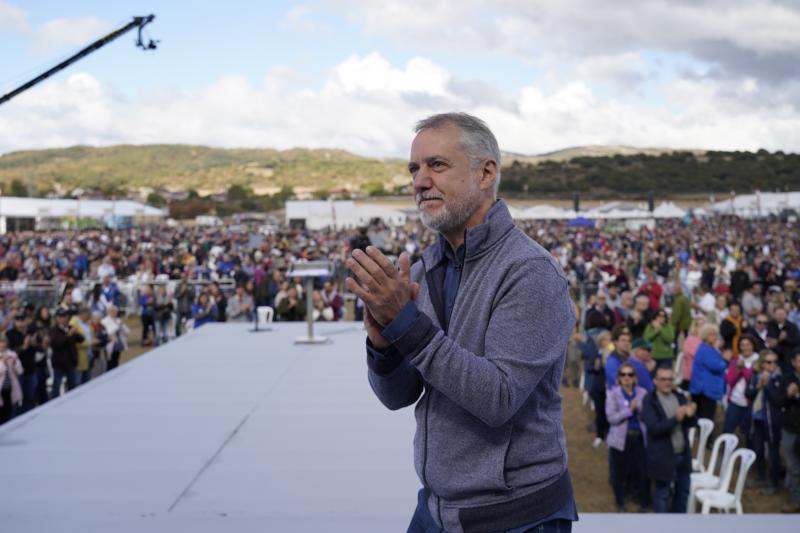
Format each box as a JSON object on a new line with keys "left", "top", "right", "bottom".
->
{"left": 0, "top": 322, "right": 794, "bottom": 532}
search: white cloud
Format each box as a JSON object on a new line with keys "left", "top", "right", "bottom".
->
{"left": 0, "top": 1, "right": 27, "bottom": 33}
{"left": 2, "top": 53, "right": 799, "bottom": 158}
{"left": 327, "top": 0, "right": 800, "bottom": 83}
{"left": 31, "top": 16, "right": 114, "bottom": 55}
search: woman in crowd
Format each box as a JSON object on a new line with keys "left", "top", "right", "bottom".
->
{"left": 71, "top": 307, "right": 94, "bottom": 385}
{"left": 689, "top": 324, "right": 732, "bottom": 441}
{"left": 153, "top": 284, "right": 172, "bottom": 346}
{"left": 89, "top": 311, "right": 109, "bottom": 376}
{"left": 723, "top": 335, "right": 760, "bottom": 438}
{"left": 746, "top": 350, "right": 784, "bottom": 495}
{"left": 192, "top": 291, "right": 217, "bottom": 329}
{"left": 680, "top": 316, "right": 705, "bottom": 391}
{"left": 644, "top": 308, "right": 676, "bottom": 369}
{"left": 0, "top": 334, "right": 23, "bottom": 423}
{"left": 101, "top": 305, "right": 128, "bottom": 371}
{"left": 605, "top": 362, "right": 649, "bottom": 512}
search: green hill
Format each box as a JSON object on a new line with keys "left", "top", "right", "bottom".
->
{"left": 1, "top": 144, "right": 797, "bottom": 199}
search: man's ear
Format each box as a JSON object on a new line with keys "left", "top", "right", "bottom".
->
{"left": 479, "top": 159, "right": 498, "bottom": 192}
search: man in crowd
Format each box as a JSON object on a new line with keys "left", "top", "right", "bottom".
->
{"left": 768, "top": 307, "right": 800, "bottom": 374}
{"left": 49, "top": 308, "right": 84, "bottom": 398}
{"left": 629, "top": 338, "right": 655, "bottom": 393}
{"left": 352, "top": 113, "right": 577, "bottom": 532}
{"left": 627, "top": 294, "right": 653, "bottom": 340}
{"left": 776, "top": 350, "right": 800, "bottom": 513}
{"left": 585, "top": 291, "right": 615, "bottom": 331}
{"left": 642, "top": 366, "right": 698, "bottom": 513}
{"left": 227, "top": 284, "right": 254, "bottom": 322}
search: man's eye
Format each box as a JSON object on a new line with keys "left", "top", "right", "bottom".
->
{"left": 431, "top": 161, "right": 445, "bottom": 169}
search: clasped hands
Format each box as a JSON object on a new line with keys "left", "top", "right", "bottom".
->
{"left": 346, "top": 246, "right": 419, "bottom": 350}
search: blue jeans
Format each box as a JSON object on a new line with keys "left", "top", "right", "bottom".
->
{"left": 722, "top": 402, "right": 751, "bottom": 439}
{"left": 407, "top": 489, "right": 572, "bottom": 533}
{"left": 51, "top": 368, "right": 77, "bottom": 398}
{"left": 653, "top": 451, "right": 691, "bottom": 513}
{"left": 19, "top": 372, "right": 38, "bottom": 413}
{"left": 751, "top": 420, "right": 781, "bottom": 487}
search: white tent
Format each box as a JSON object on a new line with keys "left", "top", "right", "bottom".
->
{"left": 653, "top": 201, "right": 688, "bottom": 219}
{"left": 285, "top": 201, "right": 406, "bottom": 229}
{"left": 0, "top": 196, "right": 165, "bottom": 233}
{"left": 709, "top": 191, "right": 800, "bottom": 217}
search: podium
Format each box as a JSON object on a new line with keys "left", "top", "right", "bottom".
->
{"left": 287, "top": 261, "right": 334, "bottom": 344}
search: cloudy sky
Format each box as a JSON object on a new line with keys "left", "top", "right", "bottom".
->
{"left": 1, "top": 0, "right": 799, "bottom": 157}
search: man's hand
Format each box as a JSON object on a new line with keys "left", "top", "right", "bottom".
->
{"left": 676, "top": 405, "right": 687, "bottom": 422}
{"left": 347, "top": 247, "right": 416, "bottom": 327}
{"left": 788, "top": 382, "right": 800, "bottom": 398}
{"left": 685, "top": 402, "right": 697, "bottom": 417}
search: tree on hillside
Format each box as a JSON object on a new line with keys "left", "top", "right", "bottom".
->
{"left": 8, "top": 179, "right": 28, "bottom": 197}
{"left": 227, "top": 184, "right": 253, "bottom": 201}
{"left": 147, "top": 192, "right": 166, "bottom": 207}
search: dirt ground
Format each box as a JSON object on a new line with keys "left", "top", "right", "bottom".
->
{"left": 120, "top": 319, "right": 785, "bottom": 513}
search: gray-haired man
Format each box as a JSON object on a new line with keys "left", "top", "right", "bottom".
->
{"left": 347, "top": 113, "right": 577, "bottom": 532}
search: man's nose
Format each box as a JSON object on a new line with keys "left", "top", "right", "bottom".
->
{"left": 413, "top": 166, "right": 432, "bottom": 192}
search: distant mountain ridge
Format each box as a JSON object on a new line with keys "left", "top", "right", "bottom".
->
{"left": 0, "top": 144, "right": 789, "bottom": 198}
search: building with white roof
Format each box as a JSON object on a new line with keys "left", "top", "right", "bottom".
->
{"left": 0, "top": 196, "right": 166, "bottom": 233}
{"left": 285, "top": 201, "right": 406, "bottom": 230}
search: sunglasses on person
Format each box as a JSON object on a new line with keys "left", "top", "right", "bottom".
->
{"left": 757, "top": 320, "right": 768, "bottom": 325}
{"left": 619, "top": 372, "right": 635, "bottom": 377}
{"left": 763, "top": 359, "right": 778, "bottom": 365}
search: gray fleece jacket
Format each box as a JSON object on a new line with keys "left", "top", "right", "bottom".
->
{"left": 367, "top": 200, "right": 576, "bottom": 533}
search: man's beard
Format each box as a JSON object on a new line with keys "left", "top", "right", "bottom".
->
{"left": 417, "top": 183, "right": 483, "bottom": 235}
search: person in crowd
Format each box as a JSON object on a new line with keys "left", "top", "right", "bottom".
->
{"left": 6, "top": 311, "right": 38, "bottom": 413}
{"left": 720, "top": 302, "right": 745, "bottom": 357}
{"left": 227, "top": 284, "right": 254, "bottom": 322}
{"left": 751, "top": 312, "right": 771, "bottom": 352}
{"left": 99, "top": 275, "right": 120, "bottom": 308}
{"left": 191, "top": 291, "right": 217, "bottom": 329}
{"left": 612, "top": 290, "right": 634, "bottom": 325}
{"left": 585, "top": 292, "right": 615, "bottom": 331}
{"left": 723, "top": 335, "right": 760, "bottom": 438}
{"left": 563, "top": 315, "right": 583, "bottom": 388}
{"left": 746, "top": 350, "right": 784, "bottom": 496}
{"left": 680, "top": 317, "right": 705, "bottom": 391}
{"left": 640, "top": 272, "right": 664, "bottom": 311}
{"left": 33, "top": 306, "right": 51, "bottom": 405}
{"left": 706, "top": 294, "right": 730, "bottom": 326}
{"left": 581, "top": 328, "right": 609, "bottom": 448}
{"left": 689, "top": 324, "right": 732, "bottom": 445}
{"left": 321, "top": 280, "right": 344, "bottom": 321}
{"left": 775, "top": 350, "right": 800, "bottom": 513}
{"left": 89, "top": 311, "right": 108, "bottom": 376}
{"left": 174, "top": 278, "right": 194, "bottom": 337}
{"left": 605, "top": 362, "right": 649, "bottom": 512}
{"left": 138, "top": 285, "right": 155, "bottom": 346}
{"left": 644, "top": 308, "right": 675, "bottom": 369}
{"left": 768, "top": 307, "right": 800, "bottom": 374}
{"left": 605, "top": 328, "right": 633, "bottom": 390}
{"left": 642, "top": 366, "right": 698, "bottom": 513}
{"left": 0, "top": 335, "right": 23, "bottom": 424}
{"left": 277, "top": 286, "right": 306, "bottom": 322}
{"left": 210, "top": 282, "right": 227, "bottom": 322}
{"left": 88, "top": 283, "right": 107, "bottom": 316}
{"left": 49, "top": 308, "right": 84, "bottom": 398}
{"left": 71, "top": 307, "right": 94, "bottom": 385}
{"left": 671, "top": 283, "right": 692, "bottom": 350}
{"left": 742, "top": 282, "right": 765, "bottom": 319}
{"left": 101, "top": 305, "right": 128, "bottom": 371}
{"left": 628, "top": 338, "right": 656, "bottom": 393}
{"left": 153, "top": 284, "right": 172, "bottom": 346}
{"left": 627, "top": 294, "right": 653, "bottom": 340}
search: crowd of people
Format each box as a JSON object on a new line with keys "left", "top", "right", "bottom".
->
{"left": 565, "top": 216, "right": 800, "bottom": 513}
{"left": 1, "top": 213, "right": 799, "bottom": 513}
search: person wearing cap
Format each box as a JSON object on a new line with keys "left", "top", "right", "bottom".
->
{"left": 49, "top": 308, "right": 85, "bottom": 398}
{"left": 585, "top": 292, "right": 614, "bottom": 331}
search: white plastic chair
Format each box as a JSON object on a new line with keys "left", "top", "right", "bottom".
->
{"left": 696, "top": 448, "right": 757, "bottom": 514}
{"left": 673, "top": 352, "right": 685, "bottom": 386}
{"left": 256, "top": 306, "right": 274, "bottom": 327}
{"left": 692, "top": 418, "right": 714, "bottom": 472}
{"left": 688, "top": 433, "right": 739, "bottom": 512}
